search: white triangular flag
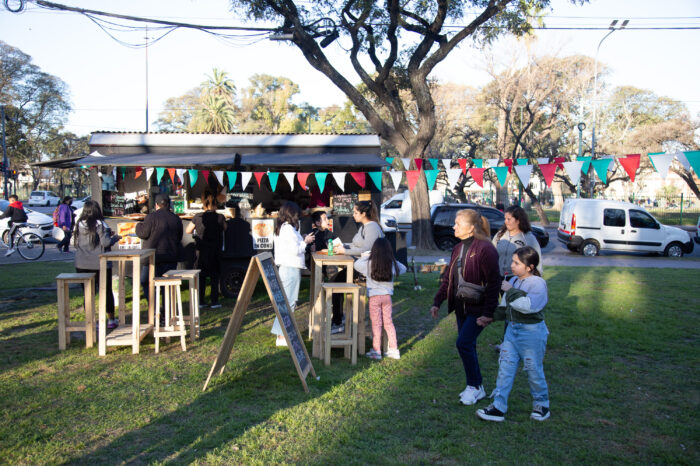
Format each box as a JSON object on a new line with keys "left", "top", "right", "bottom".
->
{"left": 604, "top": 156, "right": 615, "bottom": 171}
{"left": 445, "top": 168, "right": 462, "bottom": 188}
{"left": 401, "top": 158, "right": 411, "bottom": 170}
{"left": 389, "top": 171, "right": 403, "bottom": 190}
{"left": 145, "top": 168, "right": 154, "bottom": 181}
{"left": 441, "top": 158, "right": 452, "bottom": 169}
{"left": 674, "top": 151, "right": 690, "bottom": 171}
{"left": 562, "top": 161, "right": 584, "bottom": 186}
{"left": 90, "top": 150, "right": 104, "bottom": 157}
{"left": 112, "top": 167, "right": 117, "bottom": 180}
{"left": 332, "top": 172, "right": 346, "bottom": 192}
{"left": 514, "top": 164, "right": 533, "bottom": 186}
{"left": 537, "top": 157, "right": 549, "bottom": 165}
{"left": 283, "top": 172, "right": 296, "bottom": 189}
{"left": 241, "top": 172, "right": 252, "bottom": 189}
{"left": 485, "top": 158, "right": 499, "bottom": 168}
{"left": 649, "top": 154, "right": 674, "bottom": 179}
{"left": 175, "top": 168, "right": 185, "bottom": 184}
{"left": 213, "top": 170, "right": 224, "bottom": 187}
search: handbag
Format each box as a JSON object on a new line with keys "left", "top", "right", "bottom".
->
{"left": 456, "top": 247, "right": 485, "bottom": 304}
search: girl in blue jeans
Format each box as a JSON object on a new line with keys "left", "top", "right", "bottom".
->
{"left": 476, "top": 246, "right": 550, "bottom": 422}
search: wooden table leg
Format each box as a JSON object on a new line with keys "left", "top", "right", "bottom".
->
{"left": 85, "top": 276, "right": 95, "bottom": 348}
{"left": 148, "top": 255, "right": 155, "bottom": 327}
{"left": 57, "top": 279, "right": 67, "bottom": 351}
{"left": 99, "top": 257, "right": 107, "bottom": 356}
{"left": 132, "top": 257, "right": 141, "bottom": 354}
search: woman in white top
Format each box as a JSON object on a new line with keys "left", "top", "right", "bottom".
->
{"left": 272, "top": 202, "right": 315, "bottom": 346}
{"left": 492, "top": 206, "right": 543, "bottom": 278}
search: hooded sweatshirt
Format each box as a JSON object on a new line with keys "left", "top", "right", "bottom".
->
{"left": 0, "top": 201, "right": 28, "bottom": 225}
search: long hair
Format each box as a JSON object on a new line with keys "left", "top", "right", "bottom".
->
{"left": 355, "top": 200, "right": 378, "bottom": 222}
{"left": 456, "top": 209, "right": 490, "bottom": 241}
{"left": 74, "top": 200, "right": 104, "bottom": 247}
{"left": 276, "top": 201, "right": 301, "bottom": 235}
{"left": 369, "top": 237, "right": 399, "bottom": 282}
{"left": 202, "top": 190, "right": 216, "bottom": 210}
{"left": 513, "top": 246, "right": 541, "bottom": 277}
{"left": 496, "top": 205, "right": 532, "bottom": 239}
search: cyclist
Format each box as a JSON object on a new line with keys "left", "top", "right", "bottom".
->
{"left": 1, "top": 194, "right": 29, "bottom": 257}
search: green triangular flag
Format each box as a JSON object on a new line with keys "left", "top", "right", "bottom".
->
{"left": 647, "top": 152, "right": 664, "bottom": 172}
{"left": 268, "top": 172, "right": 280, "bottom": 191}
{"left": 577, "top": 156, "right": 592, "bottom": 174}
{"left": 472, "top": 159, "right": 483, "bottom": 168}
{"left": 684, "top": 150, "right": 700, "bottom": 174}
{"left": 226, "top": 171, "right": 237, "bottom": 190}
{"left": 188, "top": 169, "right": 198, "bottom": 187}
{"left": 315, "top": 172, "right": 328, "bottom": 192}
{"left": 386, "top": 157, "right": 394, "bottom": 166}
{"left": 368, "top": 172, "right": 382, "bottom": 190}
{"left": 156, "top": 167, "right": 166, "bottom": 182}
{"left": 591, "top": 159, "right": 611, "bottom": 183}
{"left": 517, "top": 158, "right": 529, "bottom": 166}
{"left": 426, "top": 159, "right": 437, "bottom": 169}
{"left": 120, "top": 167, "right": 126, "bottom": 179}
{"left": 424, "top": 169, "right": 439, "bottom": 190}
{"left": 492, "top": 166, "right": 509, "bottom": 186}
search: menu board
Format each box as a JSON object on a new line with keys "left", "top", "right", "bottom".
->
{"left": 117, "top": 222, "right": 142, "bottom": 249}
{"left": 251, "top": 218, "right": 275, "bottom": 250}
{"left": 102, "top": 191, "right": 125, "bottom": 217}
{"left": 332, "top": 193, "right": 358, "bottom": 216}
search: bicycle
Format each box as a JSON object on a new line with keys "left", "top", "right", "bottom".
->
{"left": 0, "top": 223, "right": 46, "bottom": 260}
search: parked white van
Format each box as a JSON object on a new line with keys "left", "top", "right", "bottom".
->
{"left": 558, "top": 199, "right": 694, "bottom": 257}
{"left": 380, "top": 190, "right": 444, "bottom": 231}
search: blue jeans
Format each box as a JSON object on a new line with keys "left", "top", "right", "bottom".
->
{"left": 493, "top": 321, "right": 549, "bottom": 413}
{"left": 455, "top": 314, "right": 485, "bottom": 388}
{"left": 271, "top": 265, "right": 300, "bottom": 336}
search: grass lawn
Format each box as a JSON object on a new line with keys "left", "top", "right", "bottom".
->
{"left": 1, "top": 261, "right": 699, "bottom": 464}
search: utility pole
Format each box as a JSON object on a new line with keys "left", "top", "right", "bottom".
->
{"left": 1, "top": 105, "right": 8, "bottom": 200}
{"left": 577, "top": 122, "right": 585, "bottom": 198}
{"left": 145, "top": 25, "right": 150, "bottom": 132}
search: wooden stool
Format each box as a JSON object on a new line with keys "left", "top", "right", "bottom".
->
{"left": 56, "top": 273, "right": 96, "bottom": 350}
{"left": 163, "top": 269, "right": 201, "bottom": 341}
{"left": 153, "top": 277, "right": 187, "bottom": 353}
{"left": 358, "top": 286, "right": 388, "bottom": 356}
{"left": 320, "top": 283, "right": 360, "bottom": 366}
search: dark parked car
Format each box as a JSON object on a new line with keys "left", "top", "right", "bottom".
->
{"left": 431, "top": 203, "right": 549, "bottom": 251}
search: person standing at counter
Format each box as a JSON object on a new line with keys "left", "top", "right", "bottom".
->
{"left": 272, "top": 201, "right": 315, "bottom": 346}
{"left": 135, "top": 193, "right": 183, "bottom": 300}
{"left": 186, "top": 191, "right": 227, "bottom": 309}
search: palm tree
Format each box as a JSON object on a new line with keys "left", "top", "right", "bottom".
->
{"left": 190, "top": 95, "right": 235, "bottom": 133}
{"left": 202, "top": 68, "right": 236, "bottom": 105}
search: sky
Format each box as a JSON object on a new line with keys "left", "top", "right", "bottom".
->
{"left": 1, "top": 0, "right": 699, "bottom": 137}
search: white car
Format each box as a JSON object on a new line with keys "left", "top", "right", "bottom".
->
{"left": 71, "top": 195, "right": 90, "bottom": 210}
{"left": 28, "top": 190, "right": 61, "bottom": 206}
{"left": 0, "top": 200, "right": 56, "bottom": 243}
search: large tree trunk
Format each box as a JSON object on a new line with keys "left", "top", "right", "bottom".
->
{"left": 524, "top": 186, "right": 549, "bottom": 226}
{"left": 673, "top": 167, "right": 700, "bottom": 200}
{"left": 409, "top": 171, "right": 435, "bottom": 249}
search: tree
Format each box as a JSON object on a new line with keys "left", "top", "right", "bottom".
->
{"left": 238, "top": 74, "right": 304, "bottom": 132}
{"left": 227, "top": 0, "right": 563, "bottom": 248}
{"left": 154, "top": 87, "right": 201, "bottom": 131}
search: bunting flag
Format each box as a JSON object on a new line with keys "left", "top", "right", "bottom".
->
{"left": 424, "top": 169, "right": 439, "bottom": 190}
{"left": 648, "top": 153, "right": 674, "bottom": 179}
{"left": 618, "top": 154, "right": 640, "bottom": 182}
{"left": 683, "top": 150, "right": 700, "bottom": 174}
{"left": 120, "top": 167, "right": 126, "bottom": 179}
{"left": 350, "top": 172, "right": 366, "bottom": 188}
{"left": 156, "top": 167, "right": 165, "bottom": 183}
{"left": 401, "top": 158, "right": 411, "bottom": 170}
{"left": 445, "top": 168, "right": 462, "bottom": 188}
{"left": 472, "top": 159, "right": 483, "bottom": 168}
{"left": 368, "top": 171, "right": 382, "bottom": 190}
{"left": 674, "top": 151, "right": 690, "bottom": 171}
{"left": 442, "top": 158, "right": 452, "bottom": 169}
{"left": 283, "top": 172, "right": 296, "bottom": 189}
{"left": 175, "top": 168, "right": 185, "bottom": 185}
{"left": 514, "top": 164, "right": 533, "bottom": 186}
{"left": 539, "top": 163, "right": 558, "bottom": 187}
{"left": 503, "top": 159, "right": 514, "bottom": 173}
{"left": 604, "top": 156, "right": 616, "bottom": 171}
{"left": 268, "top": 172, "right": 280, "bottom": 191}
{"left": 135, "top": 166, "right": 143, "bottom": 179}
{"left": 553, "top": 157, "right": 566, "bottom": 170}
{"left": 297, "top": 172, "right": 310, "bottom": 190}
{"left": 145, "top": 168, "right": 154, "bottom": 181}
{"left": 253, "top": 172, "right": 265, "bottom": 188}
{"left": 536, "top": 157, "right": 549, "bottom": 165}
{"left": 241, "top": 172, "right": 252, "bottom": 189}
{"left": 429, "top": 159, "right": 440, "bottom": 169}
{"left": 386, "top": 157, "right": 395, "bottom": 166}
{"left": 167, "top": 168, "right": 175, "bottom": 184}
{"left": 332, "top": 172, "right": 346, "bottom": 191}
{"left": 315, "top": 172, "right": 328, "bottom": 192}
{"left": 458, "top": 159, "right": 468, "bottom": 174}
{"left": 492, "top": 166, "right": 509, "bottom": 186}
{"left": 577, "top": 156, "right": 592, "bottom": 174}
{"left": 486, "top": 158, "right": 499, "bottom": 168}
{"left": 414, "top": 158, "right": 423, "bottom": 171}
{"left": 591, "top": 159, "right": 612, "bottom": 183}
{"left": 213, "top": 170, "right": 224, "bottom": 187}
{"left": 562, "top": 161, "right": 584, "bottom": 186}
{"left": 226, "top": 171, "right": 237, "bottom": 190}
{"left": 406, "top": 170, "right": 421, "bottom": 191}
{"left": 647, "top": 152, "right": 663, "bottom": 172}
{"left": 389, "top": 171, "right": 403, "bottom": 190}
{"left": 469, "top": 168, "right": 485, "bottom": 188}
{"left": 516, "top": 158, "right": 529, "bottom": 166}
{"left": 188, "top": 169, "right": 198, "bottom": 187}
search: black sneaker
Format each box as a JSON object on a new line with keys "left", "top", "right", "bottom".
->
{"left": 476, "top": 404, "right": 505, "bottom": 422}
{"left": 530, "top": 406, "right": 550, "bottom": 421}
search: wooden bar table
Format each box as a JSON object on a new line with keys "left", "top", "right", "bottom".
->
{"left": 309, "top": 252, "right": 355, "bottom": 358}
{"left": 98, "top": 249, "right": 156, "bottom": 356}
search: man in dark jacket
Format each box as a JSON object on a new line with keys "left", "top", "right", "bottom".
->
{"left": 1, "top": 195, "right": 28, "bottom": 256}
{"left": 135, "top": 193, "right": 183, "bottom": 299}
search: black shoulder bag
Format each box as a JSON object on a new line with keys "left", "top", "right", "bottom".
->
{"left": 456, "top": 245, "right": 486, "bottom": 304}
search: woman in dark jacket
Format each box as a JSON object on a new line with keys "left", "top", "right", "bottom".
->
{"left": 430, "top": 208, "right": 501, "bottom": 406}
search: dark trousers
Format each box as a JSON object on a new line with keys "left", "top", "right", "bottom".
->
{"left": 329, "top": 268, "right": 350, "bottom": 326}
{"left": 57, "top": 228, "right": 72, "bottom": 252}
{"left": 196, "top": 244, "right": 220, "bottom": 305}
{"left": 455, "top": 313, "right": 485, "bottom": 388}
{"left": 76, "top": 266, "right": 114, "bottom": 318}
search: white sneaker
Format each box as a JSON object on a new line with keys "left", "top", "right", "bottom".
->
{"left": 275, "top": 336, "right": 288, "bottom": 347}
{"left": 384, "top": 348, "right": 401, "bottom": 360}
{"left": 460, "top": 385, "right": 486, "bottom": 405}
{"left": 5, "top": 248, "right": 15, "bottom": 257}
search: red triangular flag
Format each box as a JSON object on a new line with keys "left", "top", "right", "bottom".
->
{"left": 503, "top": 159, "right": 514, "bottom": 173}
{"left": 539, "top": 163, "right": 558, "bottom": 187}
{"left": 619, "top": 154, "right": 641, "bottom": 182}
{"left": 406, "top": 170, "right": 420, "bottom": 191}
{"left": 553, "top": 157, "right": 565, "bottom": 170}
{"left": 350, "top": 172, "right": 366, "bottom": 189}
{"left": 469, "top": 168, "right": 485, "bottom": 187}
{"left": 458, "top": 159, "right": 468, "bottom": 174}
{"left": 201, "top": 170, "right": 210, "bottom": 182}
{"left": 167, "top": 168, "right": 175, "bottom": 183}
{"left": 134, "top": 167, "right": 143, "bottom": 179}
{"left": 253, "top": 172, "right": 265, "bottom": 188}
{"left": 297, "top": 172, "right": 310, "bottom": 190}
{"left": 415, "top": 159, "right": 423, "bottom": 171}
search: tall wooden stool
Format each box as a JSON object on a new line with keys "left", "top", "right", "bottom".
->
{"left": 358, "top": 286, "right": 388, "bottom": 356}
{"left": 153, "top": 277, "right": 187, "bottom": 353}
{"left": 56, "top": 273, "right": 96, "bottom": 350}
{"left": 320, "top": 283, "right": 360, "bottom": 366}
{"left": 163, "top": 269, "right": 201, "bottom": 341}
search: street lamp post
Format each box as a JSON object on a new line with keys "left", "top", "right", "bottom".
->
{"left": 1, "top": 105, "right": 8, "bottom": 201}
{"left": 577, "top": 122, "right": 586, "bottom": 197}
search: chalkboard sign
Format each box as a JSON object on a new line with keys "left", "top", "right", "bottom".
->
{"left": 332, "top": 193, "right": 358, "bottom": 216}
{"left": 203, "top": 252, "right": 316, "bottom": 392}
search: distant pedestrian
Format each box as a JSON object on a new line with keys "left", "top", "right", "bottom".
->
{"left": 56, "top": 196, "right": 74, "bottom": 253}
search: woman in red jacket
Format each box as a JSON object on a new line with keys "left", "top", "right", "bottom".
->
{"left": 430, "top": 209, "right": 501, "bottom": 406}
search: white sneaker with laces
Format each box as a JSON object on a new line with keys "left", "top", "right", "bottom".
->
{"left": 384, "top": 348, "right": 400, "bottom": 360}
{"left": 275, "top": 336, "right": 288, "bottom": 347}
{"left": 5, "top": 248, "right": 15, "bottom": 257}
{"left": 460, "top": 385, "right": 486, "bottom": 405}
